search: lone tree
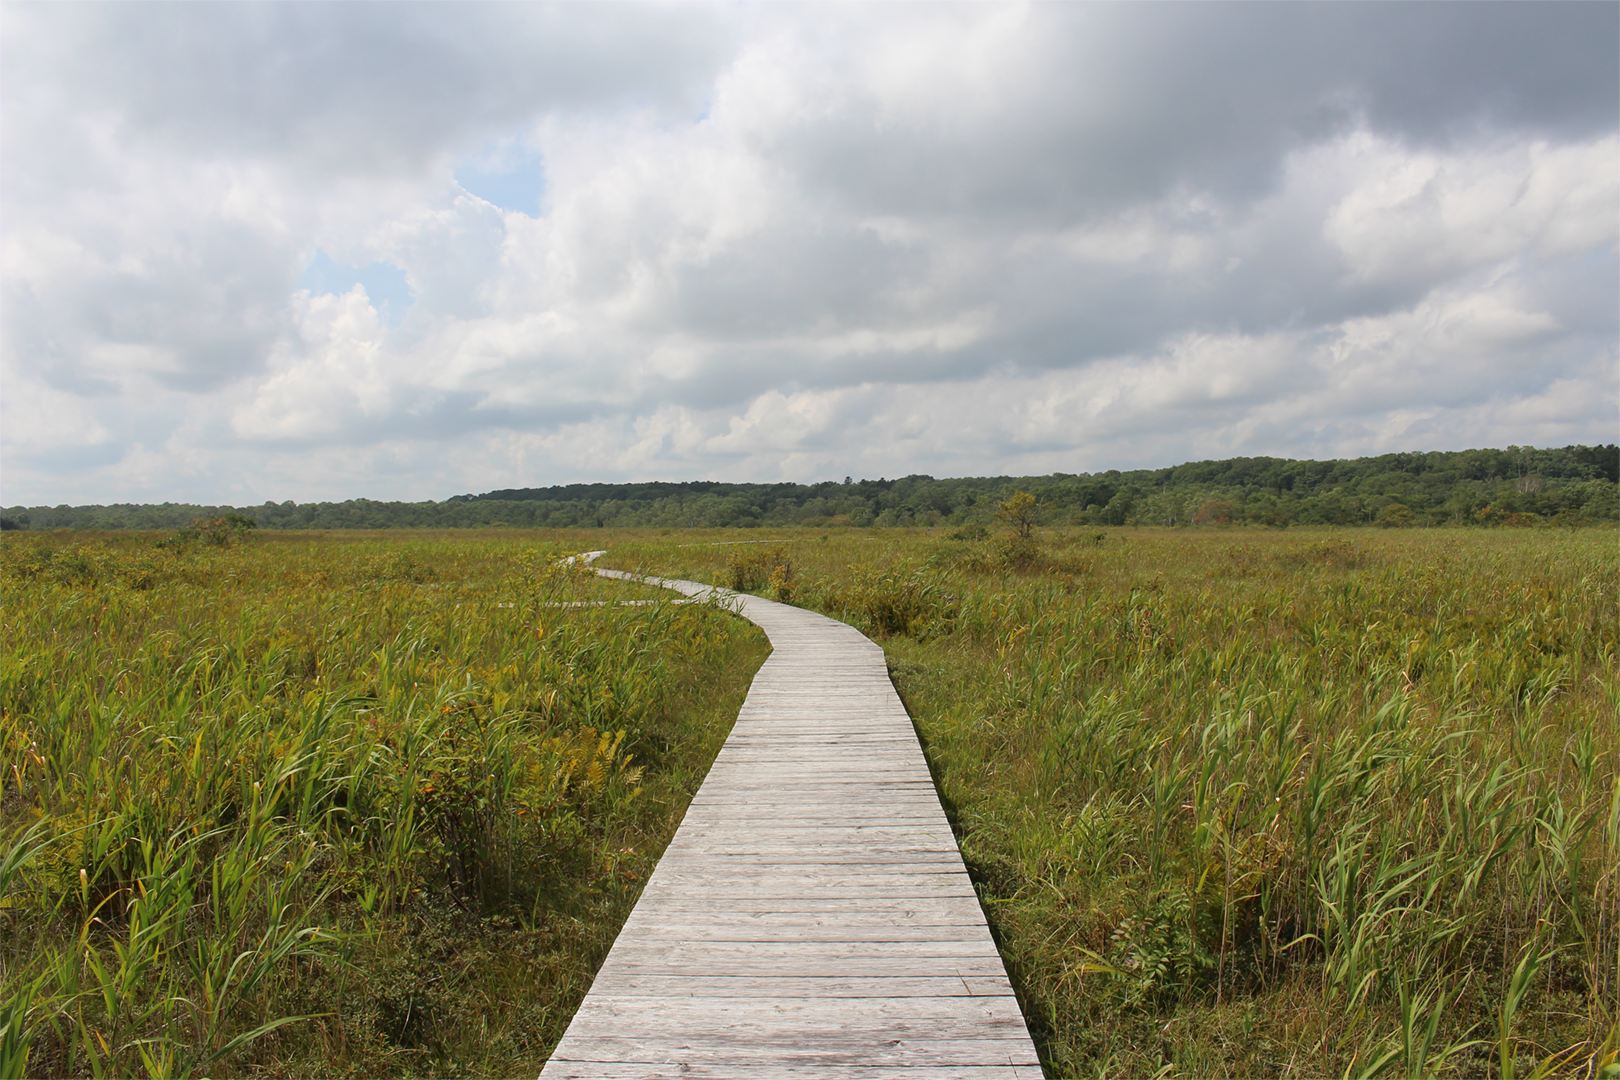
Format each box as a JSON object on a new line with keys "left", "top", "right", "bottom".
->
{"left": 995, "top": 489, "right": 1042, "bottom": 539}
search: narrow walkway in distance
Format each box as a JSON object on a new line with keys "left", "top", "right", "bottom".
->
{"left": 540, "top": 564, "right": 1042, "bottom": 1079}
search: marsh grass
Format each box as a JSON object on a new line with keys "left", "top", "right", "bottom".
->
{"left": 603, "top": 525, "right": 1619, "bottom": 1079}
{"left": 1, "top": 530, "right": 766, "bottom": 1077}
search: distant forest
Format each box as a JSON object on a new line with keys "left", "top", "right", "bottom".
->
{"left": 5, "top": 445, "right": 1616, "bottom": 533}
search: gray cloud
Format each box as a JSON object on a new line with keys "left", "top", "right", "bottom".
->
{"left": 758, "top": 4, "right": 1618, "bottom": 221}
{"left": 1, "top": 2, "right": 1614, "bottom": 504}
{"left": 5, "top": 3, "right": 732, "bottom": 175}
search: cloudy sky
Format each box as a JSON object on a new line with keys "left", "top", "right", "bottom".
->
{"left": 3, "top": 2, "right": 1616, "bottom": 505}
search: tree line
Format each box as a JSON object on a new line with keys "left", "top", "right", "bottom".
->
{"left": 4, "top": 444, "right": 1615, "bottom": 533}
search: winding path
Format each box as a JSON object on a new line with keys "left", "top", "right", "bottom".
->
{"left": 540, "top": 562, "right": 1041, "bottom": 1079}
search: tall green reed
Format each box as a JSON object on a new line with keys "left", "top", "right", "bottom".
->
{"left": 603, "top": 525, "right": 1618, "bottom": 1078}
{"left": 2, "top": 531, "right": 761, "bottom": 1076}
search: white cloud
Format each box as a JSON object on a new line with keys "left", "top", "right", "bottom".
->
{"left": 1323, "top": 133, "right": 1620, "bottom": 287}
{"left": 0, "top": 373, "right": 115, "bottom": 452}
{"left": 2, "top": 4, "right": 1615, "bottom": 506}
{"left": 233, "top": 288, "right": 394, "bottom": 441}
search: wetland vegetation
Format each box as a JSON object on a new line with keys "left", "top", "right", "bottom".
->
{"left": 603, "top": 522, "right": 1618, "bottom": 1079}
{"left": 3, "top": 517, "right": 1616, "bottom": 1077}
{"left": 1, "top": 530, "right": 766, "bottom": 1077}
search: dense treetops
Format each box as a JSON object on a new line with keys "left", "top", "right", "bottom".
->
{"left": 5, "top": 444, "right": 1615, "bottom": 532}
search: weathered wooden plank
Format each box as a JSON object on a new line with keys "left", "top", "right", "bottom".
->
{"left": 617, "top": 919, "right": 993, "bottom": 937}
{"left": 597, "top": 938, "right": 1004, "bottom": 961}
{"left": 674, "top": 815, "right": 957, "bottom": 828}
{"left": 706, "top": 759, "right": 924, "bottom": 769}
{"left": 546, "top": 1066, "right": 1046, "bottom": 1080}
{"left": 680, "top": 804, "right": 948, "bottom": 814}
{"left": 652, "top": 859, "right": 969, "bottom": 874}
{"left": 656, "top": 839, "right": 967, "bottom": 861}
{"left": 610, "top": 926, "right": 998, "bottom": 945}
{"left": 549, "top": 1036, "right": 1040, "bottom": 1066}
{"left": 694, "top": 779, "right": 934, "bottom": 789}
{"left": 567, "top": 974, "right": 1021, "bottom": 998}
{"left": 667, "top": 823, "right": 958, "bottom": 836}
{"left": 684, "top": 788, "right": 946, "bottom": 799}
{"left": 633, "top": 876, "right": 979, "bottom": 896}
{"left": 686, "top": 786, "right": 944, "bottom": 797}
{"left": 679, "top": 808, "right": 946, "bottom": 818}
{"left": 650, "top": 841, "right": 965, "bottom": 859}
{"left": 682, "top": 802, "right": 945, "bottom": 811}
{"left": 654, "top": 850, "right": 966, "bottom": 865}
{"left": 617, "top": 919, "right": 991, "bottom": 937}
{"left": 619, "top": 906, "right": 992, "bottom": 927}
{"left": 539, "top": 571, "right": 1040, "bottom": 1079}
{"left": 660, "top": 836, "right": 961, "bottom": 849}
{"left": 643, "top": 859, "right": 971, "bottom": 879}
{"left": 710, "top": 754, "right": 921, "bottom": 761}
{"left": 643, "top": 857, "right": 967, "bottom": 874}
{"left": 619, "top": 909, "right": 991, "bottom": 927}
{"left": 708, "top": 746, "right": 918, "bottom": 756}
{"left": 663, "top": 832, "right": 959, "bottom": 847}
{"left": 563, "top": 996, "right": 1028, "bottom": 1024}
{"left": 556, "top": 1023, "right": 1037, "bottom": 1050}
{"left": 620, "top": 899, "right": 992, "bottom": 920}
{"left": 665, "top": 826, "right": 959, "bottom": 841}
{"left": 593, "top": 959, "right": 1014, "bottom": 980}
{"left": 629, "top": 887, "right": 982, "bottom": 903}
{"left": 711, "top": 747, "right": 926, "bottom": 756}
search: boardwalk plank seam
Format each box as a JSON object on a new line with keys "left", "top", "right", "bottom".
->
{"left": 539, "top": 558, "right": 1041, "bottom": 1078}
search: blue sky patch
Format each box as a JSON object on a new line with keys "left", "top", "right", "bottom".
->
{"left": 455, "top": 151, "right": 545, "bottom": 217}
{"left": 297, "top": 251, "right": 414, "bottom": 326}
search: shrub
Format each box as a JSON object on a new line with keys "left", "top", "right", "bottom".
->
{"left": 189, "top": 512, "right": 257, "bottom": 546}
{"left": 725, "top": 545, "right": 792, "bottom": 596}
{"left": 768, "top": 560, "right": 795, "bottom": 602}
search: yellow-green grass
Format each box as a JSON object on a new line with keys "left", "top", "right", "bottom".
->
{"left": 601, "top": 526, "right": 1620, "bottom": 1079}
{"left": 1, "top": 529, "right": 767, "bottom": 1078}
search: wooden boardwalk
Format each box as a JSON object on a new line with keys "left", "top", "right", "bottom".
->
{"left": 540, "top": 565, "right": 1041, "bottom": 1079}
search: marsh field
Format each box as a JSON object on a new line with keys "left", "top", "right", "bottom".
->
{"left": 2, "top": 524, "right": 1616, "bottom": 1078}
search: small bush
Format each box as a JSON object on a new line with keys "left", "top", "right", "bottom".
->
{"left": 190, "top": 512, "right": 258, "bottom": 546}
{"left": 768, "top": 561, "right": 794, "bottom": 602}
{"left": 725, "top": 546, "right": 792, "bottom": 598}
{"left": 997, "top": 534, "right": 1041, "bottom": 570}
